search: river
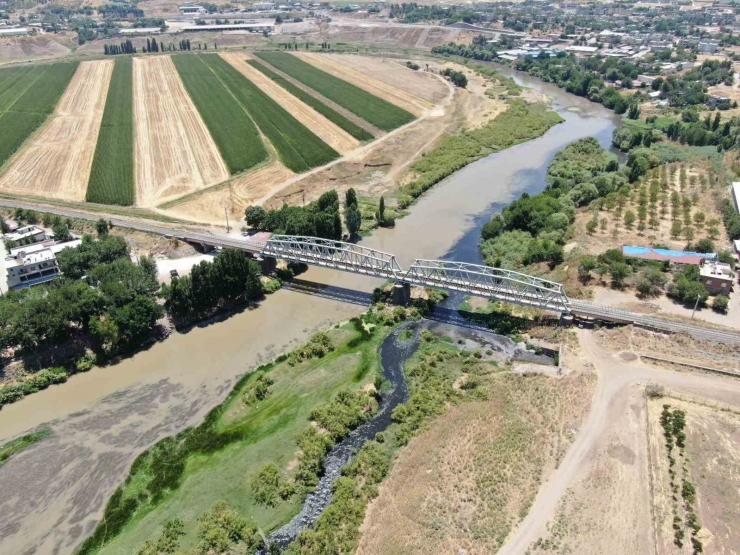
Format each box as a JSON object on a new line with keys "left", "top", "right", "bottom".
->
{"left": 0, "top": 69, "right": 620, "bottom": 555}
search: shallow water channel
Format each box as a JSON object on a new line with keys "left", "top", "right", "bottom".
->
{"left": 0, "top": 70, "right": 620, "bottom": 555}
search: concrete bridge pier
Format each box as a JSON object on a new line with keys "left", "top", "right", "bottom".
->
{"left": 257, "top": 256, "right": 277, "bottom": 275}
{"left": 559, "top": 312, "right": 574, "bottom": 326}
{"left": 191, "top": 242, "right": 216, "bottom": 253}
{"left": 391, "top": 282, "right": 411, "bottom": 306}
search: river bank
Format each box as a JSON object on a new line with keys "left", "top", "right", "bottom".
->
{"left": 0, "top": 68, "right": 620, "bottom": 555}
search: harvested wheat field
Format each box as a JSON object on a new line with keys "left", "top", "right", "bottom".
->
{"left": 319, "top": 54, "right": 449, "bottom": 105}
{"left": 0, "top": 60, "right": 112, "bottom": 200}
{"left": 161, "top": 162, "right": 294, "bottom": 224}
{"left": 133, "top": 55, "right": 228, "bottom": 207}
{"left": 220, "top": 52, "right": 360, "bottom": 155}
{"left": 357, "top": 372, "right": 595, "bottom": 555}
{"left": 294, "top": 52, "right": 433, "bottom": 117}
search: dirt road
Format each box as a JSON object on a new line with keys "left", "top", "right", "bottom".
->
{"left": 497, "top": 329, "right": 740, "bottom": 555}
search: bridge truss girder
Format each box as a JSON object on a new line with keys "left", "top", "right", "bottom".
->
{"left": 402, "top": 259, "right": 571, "bottom": 313}
{"left": 262, "top": 235, "right": 401, "bottom": 279}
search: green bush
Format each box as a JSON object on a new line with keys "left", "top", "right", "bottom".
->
{"left": 195, "top": 500, "right": 260, "bottom": 555}
{"left": 288, "top": 332, "right": 334, "bottom": 365}
{"left": 712, "top": 294, "right": 729, "bottom": 313}
{"left": 251, "top": 463, "right": 282, "bottom": 506}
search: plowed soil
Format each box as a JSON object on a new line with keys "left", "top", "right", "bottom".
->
{"left": 220, "top": 52, "right": 360, "bottom": 155}
{"left": 294, "top": 52, "right": 433, "bottom": 116}
{"left": 318, "top": 54, "right": 448, "bottom": 105}
{"left": 0, "top": 60, "right": 112, "bottom": 200}
{"left": 133, "top": 55, "right": 228, "bottom": 207}
{"left": 161, "top": 162, "right": 295, "bottom": 224}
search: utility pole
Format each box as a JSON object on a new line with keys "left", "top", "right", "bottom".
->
{"left": 691, "top": 294, "right": 700, "bottom": 318}
{"left": 225, "top": 208, "right": 230, "bottom": 234}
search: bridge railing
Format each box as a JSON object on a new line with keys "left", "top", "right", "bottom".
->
{"left": 262, "top": 235, "right": 402, "bottom": 279}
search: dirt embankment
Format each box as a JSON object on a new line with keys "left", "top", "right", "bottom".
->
{"left": 133, "top": 55, "right": 228, "bottom": 207}
{"left": 0, "top": 34, "right": 73, "bottom": 66}
{"left": 0, "top": 60, "right": 113, "bottom": 201}
{"left": 298, "top": 21, "right": 476, "bottom": 49}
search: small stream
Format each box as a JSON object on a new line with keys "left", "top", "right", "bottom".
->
{"left": 263, "top": 322, "right": 420, "bottom": 550}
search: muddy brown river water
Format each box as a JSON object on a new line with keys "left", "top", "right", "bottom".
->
{"left": 0, "top": 69, "right": 620, "bottom": 554}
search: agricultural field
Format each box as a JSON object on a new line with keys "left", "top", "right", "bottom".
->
{"left": 255, "top": 52, "right": 416, "bottom": 131}
{"left": 246, "top": 58, "right": 374, "bottom": 142}
{"left": 199, "top": 54, "right": 339, "bottom": 173}
{"left": 221, "top": 52, "right": 359, "bottom": 155}
{"left": 0, "top": 61, "right": 78, "bottom": 171}
{"left": 0, "top": 60, "right": 112, "bottom": 201}
{"left": 86, "top": 57, "right": 135, "bottom": 206}
{"left": 172, "top": 53, "right": 267, "bottom": 176}
{"left": 133, "top": 56, "right": 228, "bottom": 207}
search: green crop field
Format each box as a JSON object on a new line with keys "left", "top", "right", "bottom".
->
{"left": 200, "top": 55, "right": 339, "bottom": 173}
{"left": 247, "top": 58, "right": 374, "bottom": 142}
{"left": 86, "top": 57, "right": 135, "bottom": 206}
{"left": 0, "top": 62, "right": 78, "bottom": 169}
{"left": 172, "top": 54, "right": 267, "bottom": 175}
{"left": 255, "top": 52, "right": 415, "bottom": 132}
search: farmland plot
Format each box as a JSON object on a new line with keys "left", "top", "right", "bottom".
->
{"left": 221, "top": 52, "right": 359, "bottom": 155}
{"left": 134, "top": 56, "right": 229, "bottom": 206}
{"left": 86, "top": 57, "right": 135, "bottom": 205}
{"left": 296, "top": 52, "right": 434, "bottom": 116}
{"left": 172, "top": 54, "right": 267, "bottom": 175}
{"left": 245, "top": 57, "right": 374, "bottom": 142}
{"left": 0, "top": 60, "right": 113, "bottom": 201}
{"left": 0, "top": 62, "right": 78, "bottom": 170}
{"left": 200, "top": 54, "right": 339, "bottom": 173}
{"left": 255, "top": 51, "right": 416, "bottom": 131}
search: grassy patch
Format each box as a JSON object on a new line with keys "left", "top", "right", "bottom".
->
{"left": 172, "top": 53, "right": 267, "bottom": 175}
{"left": 86, "top": 57, "right": 134, "bottom": 206}
{"left": 247, "top": 58, "right": 374, "bottom": 141}
{"left": 0, "top": 62, "right": 78, "bottom": 169}
{"left": 398, "top": 100, "right": 563, "bottom": 208}
{"left": 200, "top": 54, "right": 339, "bottom": 173}
{"left": 0, "top": 429, "right": 51, "bottom": 467}
{"left": 87, "top": 320, "right": 389, "bottom": 555}
{"left": 255, "top": 51, "right": 415, "bottom": 131}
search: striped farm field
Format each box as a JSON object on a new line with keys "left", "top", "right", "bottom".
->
{"left": 246, "top": 58, "right": 374, "bottom": 142}
{"left": 255, "top": 51, "right": 415, "bottom": 132}
{"left": 0, "top": 62, "right": 78, "bottom": 169}
{"left": 86, "top": 57, "right": 135, "bottom": 205}
{"left": 199, "top": 54, "right": 339, "bottom": 173}
{"left": 172, "top": 54, "right": 267, "bottom": 175}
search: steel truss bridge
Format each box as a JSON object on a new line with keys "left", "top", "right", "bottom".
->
{"left": 261, "top": 235, "right": 572, "bottom": 313}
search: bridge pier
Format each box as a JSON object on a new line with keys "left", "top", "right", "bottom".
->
{"left": 192, "top": 242, "right": 215, "bottom": 254}
{"left": 256, "top": 256, "right": 277, "bottom": 275}
{"left": 391, "top": 282, "right": 411, "bottom": 306}
{"left": 559, "top": 313, "right": 574, "bottom": 327}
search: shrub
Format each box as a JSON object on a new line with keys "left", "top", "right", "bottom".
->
{"left": 195, "top": 500, "right": 260, "bottom": 555}
{"left": 288, "top": 332, "right": 334, "bottom": 365}
{"left": 635, "top": 267, "right": 668, "bottom": 297}
{"left": 712, "top": 294, "right": 729, "bottom": 313}
{"left": 243, "top": 374, "right": 274, "bottom": 405}
{"left": 251, "top": 463, "right": 282, "bottom": 506}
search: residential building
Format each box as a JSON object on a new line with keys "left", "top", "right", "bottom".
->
{"left": 179, "top": 4, "right": 207, "bottom": 15}
{"left": 732, "top": 182, "right": 740, "bottom": 212}
{"left": 4, "top": 225, "right": 47, "bottom": 247}
{"left": 622, "top": 245, "right": 716, "bottom": 266}
{"left": 698, "top": 40, "right": 719, "bottom": 53}
{"left": 700, "top": 261, "right": 735, "bottom": 294}
{"left": 5, "top": 248, "right": 61, "bottom": 290}
{"left": 252, "top": 2, "right": 276, "bottom": 11}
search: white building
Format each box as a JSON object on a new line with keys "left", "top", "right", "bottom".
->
{"left": 179, "top": 4, "right": 207, "bottom": 15}
{"left": 0, "top": 27, "right": 29, "bottom": 36}
{"left": 5, "top": 248, "right": 60, "bottom": 290}
{"left": 698, "top": 40, "right": 719, "bottom": 54}
{"left": 732, "top": 182, "right": 740, "bottom": 212}
{"left": 252, "top": 2, "right": 276, "bottom": 11}
{"left": 4, "top": 225, "right": 47, "bottom": 247}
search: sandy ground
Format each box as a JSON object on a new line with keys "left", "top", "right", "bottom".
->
{"left": 133, "top": 55, "right": 228, "bottom": 207}
{"left": 154, "top": 252, "right": 216, "bottom": 284}
{"left": 160, "top": 161, "right": 295, "bottom": 224}
{"left": 494, "top": 329, "right": 740, "bottom": 555}
{"left": 0, "top": 60, "right": 112, "bottom": 201}
{"left": 0, "top": 34, "right": 74, "bottom": 66}
{"left": 316, "top": 54, "right": 449, "bottom": 105}
{"left": 220, "top": 52, "right": 359, "bottom": 155}
{"left": 294, "top": 52, "right": 433, "bottom": 117}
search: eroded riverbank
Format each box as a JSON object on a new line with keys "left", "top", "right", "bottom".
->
{"left": 0, "top": 69, "right": 619, "bottom": 554}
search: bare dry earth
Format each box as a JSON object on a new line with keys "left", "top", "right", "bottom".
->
{"left": 294, "top": 52, "right": 432, "bottom": 116}
{"left": 133, "top": 55, "right": 228, "bottom": 207}
{"left": 357, "top": 371, "right": 596, "bottom": 555}
{"left": 316, "top": 54, "right": 449, "bottom": 105}
{"left": 0, "top": 34, "right": 74, "bottom": 65}
{"left": 221, "top": 52, "right": 360, "bottom": 154}
{"left": 160, "top": 162, "right": 295, "bottom": 224}
{"left": 303, "top": 21, "right": 475, "bottom": 49}
{"left": 0, "top": 60, "right": 112, "bottom": 201}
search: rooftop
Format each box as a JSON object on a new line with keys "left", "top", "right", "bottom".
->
{"left": 5, "top": 248, "right": 56, "bottom": 269}
{"left": 622, "top": 245, "right": 717, "bottom": 265}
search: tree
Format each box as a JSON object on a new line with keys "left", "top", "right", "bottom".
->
{"left": 345, "top": 188, "right": 357, "bottom": 209}
{"left": 96, "top": 219, "right": 109, "bottom": 235}
{"left": 624, "top": 210, "right": 636, "bottom": 229}
{"left": 671, "top": 220, "right": 682, "bottom": 239}
{"left": 694, "top": 238, "right": 714, "bottom": 253}
{"left": 636, "top": 267, "right": 668, "bottom": 297}
{"left": 245, "top": 206, "right": 266, "bottom": 230}
{"left": 586, "top": 218, "right": 598, "bottom": 234}
{"left": 52, "top": 223, "right": 72, "bottom": 242}
{"left": 481, "top": 214, "right": 505, "bottom": 240}
{"left": 578, "top": 256, "right": 597, "bottom": 280}
{"left": 378, "top": 196, "right": 385, "bottom": 222}
{"left": 609, "top": 262, "right": 631, "bottom": 287}
{"left": 712, "top": 294, "right": 729, "bottom": 313}
{"left": 345, "top": 206, "right": 361, "bottom": 238}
